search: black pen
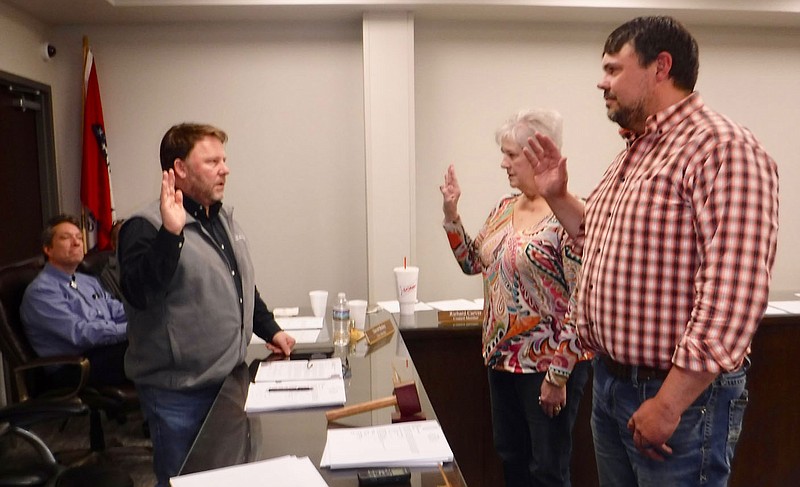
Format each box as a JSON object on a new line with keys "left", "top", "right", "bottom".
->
{"left": 268, "top": 386, "right": 313, "bottom": 392}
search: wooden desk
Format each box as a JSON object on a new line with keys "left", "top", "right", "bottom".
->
{"left": 179, "top": 310, "right": 467, "bottom": 486}
{"left": 398, "top": 309, "right": 800, "bottom": 487}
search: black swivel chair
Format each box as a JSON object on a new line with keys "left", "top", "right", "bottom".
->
{"left": 0, "top": 402, "right": 134, "bottom": 487}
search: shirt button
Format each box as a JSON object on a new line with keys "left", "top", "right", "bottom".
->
{"left": 239, "top": 298, "right": 243, "bottom": 304}
{"left": 178, "top": 242, "right": 183, "bottom": 248}
{"left": 231, "top": 270, "right": 236, "bottom": 276}
{"left": 221, "top": 244, "right": 225, "bottom": 250}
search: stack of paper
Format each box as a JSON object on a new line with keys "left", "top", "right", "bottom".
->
{"left": 320, "top": 420, "right": 454, "bottom": 469}
{"left": 245, "top": 358, "right": 345, "bottom": 413}
{"left": 376, "top": 300, "right": 434, "bottom": 313}
{"left": 766, "top": 300, "right": 800, "bottom": 315}
{"left": 170, "top": 455, "right": 328, "bottom": 486}
{"left": 426, "top": 298, "right": 484, "bottom": 311}
{"left": 251, "top": 315, "right": 324, "bottom": 345}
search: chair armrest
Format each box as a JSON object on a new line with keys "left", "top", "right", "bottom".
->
{"left": 13, "top": 355, "right": 90, "bottom": 402}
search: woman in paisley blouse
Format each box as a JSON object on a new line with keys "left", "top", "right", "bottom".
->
{"left": 440, "top": 109, "right": 591, "bottom": 487}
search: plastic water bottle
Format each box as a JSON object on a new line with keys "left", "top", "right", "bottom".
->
{"left": 332, "top": 292, "right": 350, "bottom": 346}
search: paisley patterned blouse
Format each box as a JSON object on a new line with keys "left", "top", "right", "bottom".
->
{"left": 444, "top": 194, "right": 590, "bottom": 376}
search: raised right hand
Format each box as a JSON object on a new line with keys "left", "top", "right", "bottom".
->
{"left": 439, "top": 164, "right": 461, "bottom": 222}
{"left": 524, "top": 132, "right": 569, "bottom": 199}
{"left": 160, "top": 169, "right": 185, "bottom": 235}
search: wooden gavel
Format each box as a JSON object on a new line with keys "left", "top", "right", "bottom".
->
{"left": 325, "top": 380, "right": 425, "bottom": 423}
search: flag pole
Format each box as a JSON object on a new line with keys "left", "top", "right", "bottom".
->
{"left": 81, "top": 36, "right": 89, "bottom": 253}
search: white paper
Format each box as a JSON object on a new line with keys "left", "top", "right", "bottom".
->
{"left": 273, "top": 307, "right": 300, "bottom": 317}
{"left": 764, "top": 305, "right": 789, "bottom": 316}
{"left": 376, "top": 300, "right": 433, "bottom": 313}
{"left": 276, "top": 316, "right": 324, "bottom": 330}
{"left": 288, "top": 329, "right": 322, "bottom": 343}
{"left": 320, "top": 420, "right": 454, "bottom": 469}
{"left": 766, "top": 300, "right": 800, "bottom": 314}
{"left": 251, "top": 329, "right": 321, "bottom": 345}
{"left": 427, "top": 299, "right": 484, "bottom": 311}
{"left": 244, "top": 378, "right": 346, "bottom": 413}
{"left": 170, "top": 455, "right": 328, "bottom": 487}
{"left": 254, "top": 358, "right": 343, "bottom": 382}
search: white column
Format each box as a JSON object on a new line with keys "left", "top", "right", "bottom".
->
{"left": 362, "top": 11, "right": 416, "bottom": 302}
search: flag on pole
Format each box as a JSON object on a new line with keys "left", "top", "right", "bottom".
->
{"left": 81, "top": 37, "right": 115, "bottom": 251}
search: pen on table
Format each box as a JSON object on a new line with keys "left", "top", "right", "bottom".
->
{"left": 268, "top": 386, "right": 313, "bottom": 392}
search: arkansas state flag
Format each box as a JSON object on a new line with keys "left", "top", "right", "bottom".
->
{"left": 81, "top": 43, "right": 115, "bottom": 251}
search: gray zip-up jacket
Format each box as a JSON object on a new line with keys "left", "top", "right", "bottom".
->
{"left": 122, "top": 201, "right": 255, "bottom": 390}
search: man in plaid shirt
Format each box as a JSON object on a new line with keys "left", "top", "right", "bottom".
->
{"left": 527, "top": 16, "right": 779, "bottom": 486}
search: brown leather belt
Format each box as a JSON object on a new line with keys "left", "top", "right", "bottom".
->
{"left": 600, "top": 355, "right": 670, "bottom": 382}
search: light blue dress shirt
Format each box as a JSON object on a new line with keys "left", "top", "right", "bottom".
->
{"left": 20, "top": 262, "right": 127, "bottom": 357}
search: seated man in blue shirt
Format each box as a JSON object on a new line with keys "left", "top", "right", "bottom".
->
{"left": 20, "top": 214, "right": 129, "bottom": 387}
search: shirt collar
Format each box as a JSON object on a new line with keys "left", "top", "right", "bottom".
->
{"left": 183, "top": 195, "right": 223, "bottom": 221}
{"left": 43, "top": 262, "right": 71, "bottom": 280}
{"left": 619, "top": 92, "right": 702, "bottom": 144}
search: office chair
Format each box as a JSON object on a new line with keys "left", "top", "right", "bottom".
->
{"left": 0, "top": 330, "right": 133, "bottom": 487}
{"left": 0, "top": 256, "right": 140, "bottom": 455}
{"left": 0, "top": 406, "right": 134, "bottom": 487}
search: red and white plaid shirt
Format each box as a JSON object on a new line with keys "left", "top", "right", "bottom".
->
{"left": 574, "top": 93, "right": 779, "bottom": 373}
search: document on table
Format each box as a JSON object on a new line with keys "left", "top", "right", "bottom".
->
{"left": 376, "top": 300, "right": 434, "bottom": 313}
{"left": 254, "top": 358, "right": 343, "bottom": 382}
{"left": 245, "top": 379, "right": 346, "bottom": 413}
{"left": 170, "top": 455, "right": 328, "bottom": 487}
{"left": 764, "top": 305, "right": 790, "bottom": 316}
{"left": 249, "top": 316, "right": 323, "bottom": 345}
{"left": 767, "top": 300, "right": 800, "bottom": 314}
{"left": 245, "top": 358, "right": 346, "bottom": 412}
{"left": 427, "top": 298, "right": 484, "bottom": 311}
{"left": 276, "top": 315, "right": 324, "bottom": 330}
{"left": 250, "top": 329, "right": 321, "bottom": 345}
{"left": 319, "top": 420, "right": 454, "bottom": 469}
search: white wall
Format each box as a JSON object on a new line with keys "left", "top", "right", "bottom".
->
{"left": 0, "top": 3, "right": 54, "bottom": 86}
{"left": 49, "top": 21, "right": 368, "bottom": 308}
{"left": 416, "top": 19, "right": 800, "bottom": 301}
{"left": 3, "top": 7, "right": 797, "bottom": 309}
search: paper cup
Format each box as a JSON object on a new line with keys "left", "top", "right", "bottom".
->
{"left": 393, "top": 266, "right": 419, "bottom": 315}
{"left": 349, "top": 299, "right": 368, "bottom": 330}
{"left": 308, "top": 290, "right": 328, "bottom": 317}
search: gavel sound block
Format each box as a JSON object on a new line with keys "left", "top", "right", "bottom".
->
{"left": 325, "top": 380, "right": 425, "bottom": 423}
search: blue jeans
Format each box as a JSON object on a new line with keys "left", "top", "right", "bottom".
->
{"left": 591, "top": 357, "right": 749, "bottom": 487}
{"left": 137, "top": 383, "right": 222, "bottom": 487}
{"left": 488, "top": 361, "right": 591, "bottom": 487}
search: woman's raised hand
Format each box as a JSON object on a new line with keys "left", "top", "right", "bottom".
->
{"left": 439, "top": 164, "right": 461, "bottom": 222}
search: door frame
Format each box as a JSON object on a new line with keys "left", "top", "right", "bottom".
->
{"left": 0, "top": 69, "right": 59, "bottom": 220}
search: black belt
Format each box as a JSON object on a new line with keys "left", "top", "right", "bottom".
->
{"left": 600, "top": 355, "right": 670, "bottom": 382}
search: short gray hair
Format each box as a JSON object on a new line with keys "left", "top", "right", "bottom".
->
{"left": 495, "top": 108, "right": 563, "bottom": 150}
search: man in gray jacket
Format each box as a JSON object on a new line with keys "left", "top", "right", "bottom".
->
{"left": 118, "top": 123, "right": 295, "bottom": 487}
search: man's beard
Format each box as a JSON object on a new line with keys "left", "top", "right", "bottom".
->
{"left": 606, "top": 92, "right": 647, "bottom": 131}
